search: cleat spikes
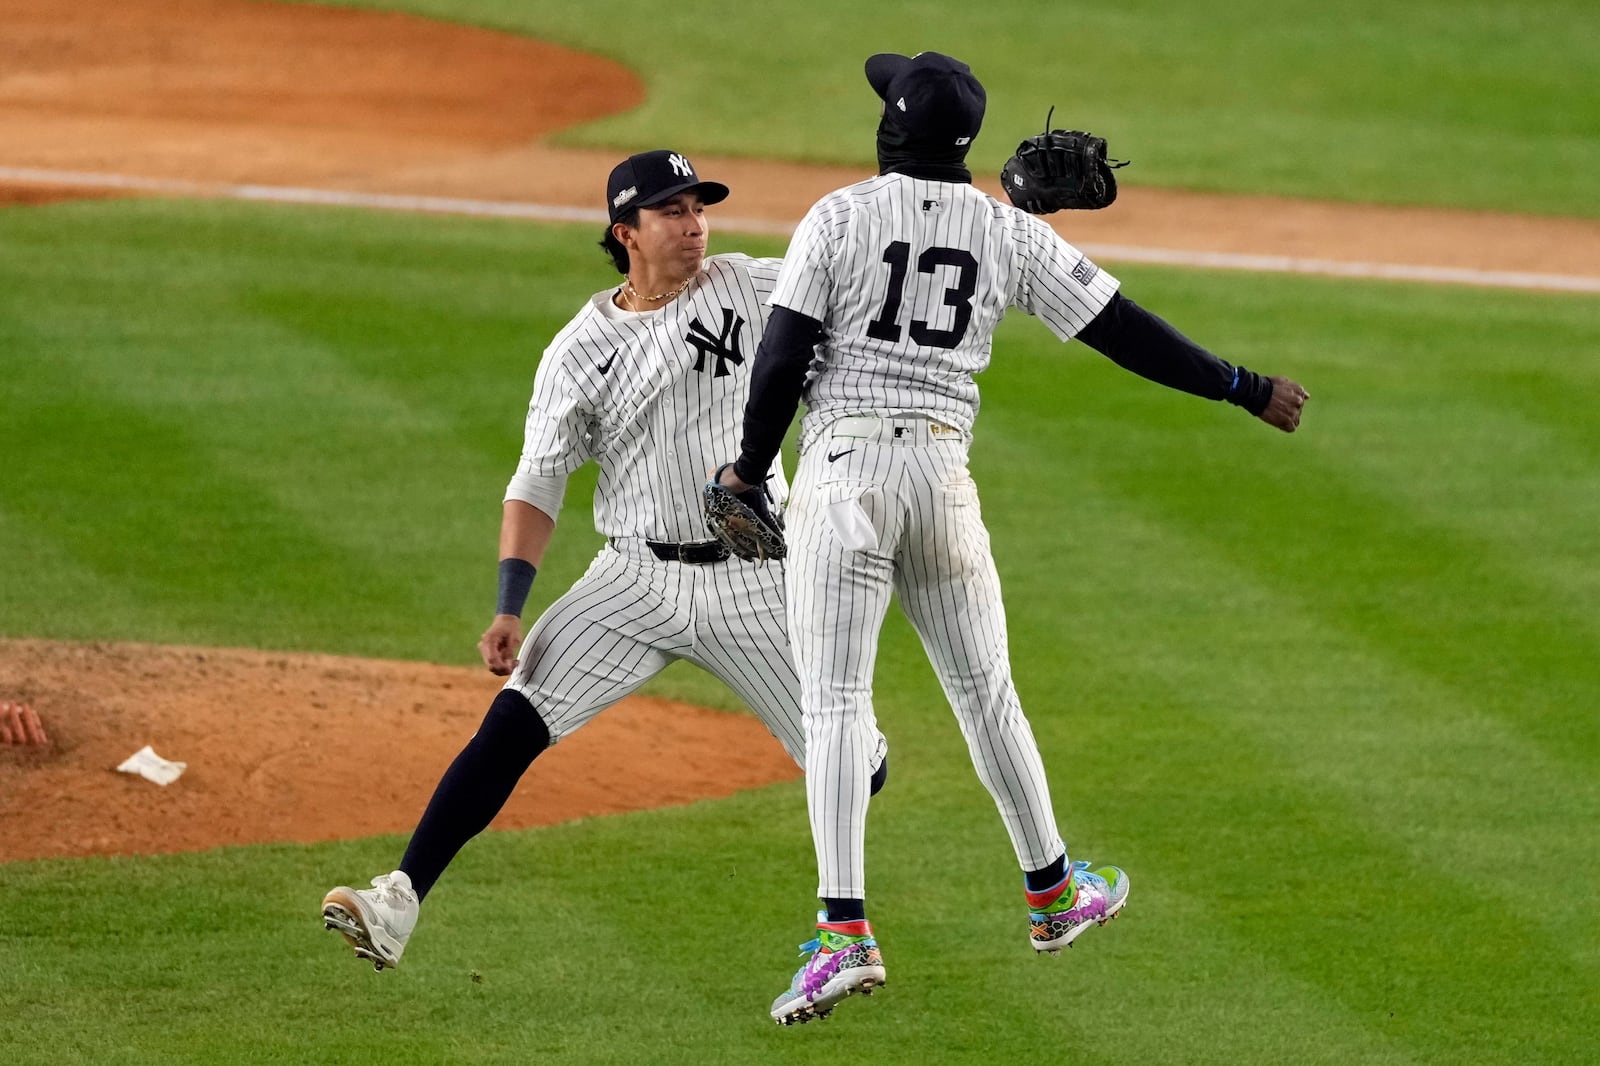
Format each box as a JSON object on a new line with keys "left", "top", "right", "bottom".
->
{"left": 770, "top": 921, "right": 886, "bottom": 1026}
{"left": 1027, "top": 862, "right": 1129, "bottom": 954}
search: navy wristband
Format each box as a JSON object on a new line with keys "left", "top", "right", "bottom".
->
{"left": 496, "top": 558, "right": 537, "bottom": 618}
{"left": 1225, "top": 365, "right": 1274, "bottom": 416}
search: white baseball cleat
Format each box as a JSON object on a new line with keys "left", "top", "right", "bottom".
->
{"left": 322, "top": 870, "right": 419, "bottom": 972}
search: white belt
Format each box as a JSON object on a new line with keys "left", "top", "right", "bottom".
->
{"left": 826, "top": 414, "right": 965, "bottom": 446}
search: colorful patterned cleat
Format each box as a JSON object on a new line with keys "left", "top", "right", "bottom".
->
{"left": 322, "top": 870, "right": 419, "bottom": 972}
{"left": 1028, "top": 860, "right": 1129, "bottom": 955}
{"left": 769, "top": 914, "right": 887, "bottom": 1025}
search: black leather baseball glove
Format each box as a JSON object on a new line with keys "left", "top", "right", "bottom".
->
{"left": 703, "top": 466, "right": 786, "bottom": 562}
{"left": 1000, "top": 109, "right": 1128, "bottom": 214}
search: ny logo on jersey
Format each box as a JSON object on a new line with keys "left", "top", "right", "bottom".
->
{"left": 686, "top": 309, "right": 746, "bottom": 377}
{"left": 668, "top": 153, "right": 694, "bottom": 178}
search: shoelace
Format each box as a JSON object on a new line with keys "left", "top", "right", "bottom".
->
{"left": 796, "top": 937, "right": 821, "bottom": 957}
{"left": 372, "top": 875, "right": 411, "bottom": 906}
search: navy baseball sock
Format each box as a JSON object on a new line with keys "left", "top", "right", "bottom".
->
{"left": 869, "top": 753, "right": 889, "bottom": 796}
{"left": 1024, "top": 854, "right": 1068, "bottom": 893}
{"left": 399, "top": 690, "right": 550, "bottom": 901}
{"left": 823, "top": 898, "right": 867, "bottom": 924}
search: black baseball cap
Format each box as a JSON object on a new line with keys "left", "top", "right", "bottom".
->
{"left": 865, "top": 51, "right": 986, "bottom": 147}
{"left": 605, "top": 149, "right": 730, "bottom": 223}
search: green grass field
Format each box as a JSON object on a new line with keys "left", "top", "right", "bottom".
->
{"left": 4, "top": 0, "right": 1599, "bottom": 1062}
{"left": 326, "top": 0, "right": 1600, "bottom": 216}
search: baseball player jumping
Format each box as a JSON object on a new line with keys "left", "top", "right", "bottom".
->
{"left": 322, "top": 150, "right": 887, "bottom": 974}
{"left": 717, "top": 52, "right": 1309, "bottom": 1025}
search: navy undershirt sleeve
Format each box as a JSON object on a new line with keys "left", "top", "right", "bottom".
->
{"left": 1075, "top": 292, "right": 1273, "bottom": 414}
{"left": 733, "top": 306, "right": 822, "bottom": 486}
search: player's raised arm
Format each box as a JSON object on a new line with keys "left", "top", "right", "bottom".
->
{"left": 1073, "top": 291, "right": 1310, "bottom": 432}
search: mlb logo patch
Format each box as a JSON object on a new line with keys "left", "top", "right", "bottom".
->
{"left": 1070, "top": 255, "right": 1100, "bottom": 286}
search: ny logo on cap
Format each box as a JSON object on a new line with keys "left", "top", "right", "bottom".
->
{"left": 668, "top": 153, "right": 694, "bottom": 178}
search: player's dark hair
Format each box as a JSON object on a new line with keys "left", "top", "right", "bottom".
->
{"left": 599, "top": 208, "right": 640, "bottom": 274}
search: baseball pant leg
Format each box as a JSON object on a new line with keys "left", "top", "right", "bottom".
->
{"left": 688, "top": 560, "right": 890, "bottom": 774}
{"left": 687, "top": 559, "right": 807, "bottom": 765}
{"left": 786, "top": 441, "right": 902, "bottom": 899}
{"left": 893, "top": 441, "right": 1065, "bottom": 872}
{"left": 504, "top": 546, "right": 690, "bottom": 741}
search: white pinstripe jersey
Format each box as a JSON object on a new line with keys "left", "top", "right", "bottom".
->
{"left": 770, "top": 173, "right": 1121, "bottom": 441}
{"left": 509, "top": 253, "right": 788, "bottom": 540}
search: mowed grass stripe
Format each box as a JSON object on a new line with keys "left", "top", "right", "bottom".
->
{"left": 1023, "top": 542, "right": 1599, "bottom": 1049}
{"left": 0, "top": 201, "right": 622, "bottom": 659}
{"left": 1073, "top": 416, "right": 1599, "bottom": 759}
{"left": 2, "top": 286, "right": 490, "bottom": 654}
{"left": 0, "top": 796, "right": 1447, "bottom": 1066}
{"left": 979, "top": 273, "right": 1600, "bottom": 761}
{"left": 977, "top": 483, "right": 1596, "bottom": 1059}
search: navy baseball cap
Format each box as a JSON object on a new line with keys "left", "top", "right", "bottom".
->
{"left": 865, "top": 51, "right": 986, "bottom": 147}
{"left": 605, "top": 149, "right": 729, "bottom": 223}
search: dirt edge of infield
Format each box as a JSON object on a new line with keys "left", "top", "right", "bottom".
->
{"left": 0, "top": 638, "right": 800, "bottom": 862}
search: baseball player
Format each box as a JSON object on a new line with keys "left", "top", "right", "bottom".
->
{"left": 718, "top": 52, "right": 1310, "bottom": 1024}
{"left": 322, "top": 149, "right": 887, "bottom": 974}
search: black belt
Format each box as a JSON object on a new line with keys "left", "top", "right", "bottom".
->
{"left": 644, "top": 539, "right": 730, "bottom": 564}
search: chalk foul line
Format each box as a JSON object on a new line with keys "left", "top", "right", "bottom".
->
{"left": 3, "top": 165, "right": 1596, "bottom": 294}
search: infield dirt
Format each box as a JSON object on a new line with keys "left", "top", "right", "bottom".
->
{"left": 0, "top": 639, "right": 800, "bottom": 862}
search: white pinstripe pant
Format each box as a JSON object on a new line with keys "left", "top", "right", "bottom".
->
{"left": 788, "top": 415, "right": 1065, "bottom": 898}
{"left": 504, "top": 540, "right": 887, "bottom": 774}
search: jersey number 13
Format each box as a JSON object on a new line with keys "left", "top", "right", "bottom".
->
{"left": 865, "top": 241, "right": 978, "bottom": 350}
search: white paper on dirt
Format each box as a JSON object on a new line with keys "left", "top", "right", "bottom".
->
{"left": 116, "top": 745, "right": 187, "bottom": 786}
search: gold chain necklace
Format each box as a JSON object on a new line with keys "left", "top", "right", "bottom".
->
{"left": 622, "top": 275, "right": 693, "bottom": 312}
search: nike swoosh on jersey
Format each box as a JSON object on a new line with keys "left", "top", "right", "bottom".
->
{"left": 597, "top": 349, "right": 619, "bottom": 374}
{"left": 826, "top": 448, "right": 855, "bottom": 462}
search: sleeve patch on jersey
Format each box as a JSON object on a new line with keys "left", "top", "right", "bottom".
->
{"left": 1070, "top": 255, "right": 1100, "bottom": 286}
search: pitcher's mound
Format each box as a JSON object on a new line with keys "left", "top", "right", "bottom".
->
{"left": 0, "top": 638, "right": 799, "bottom": 862}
